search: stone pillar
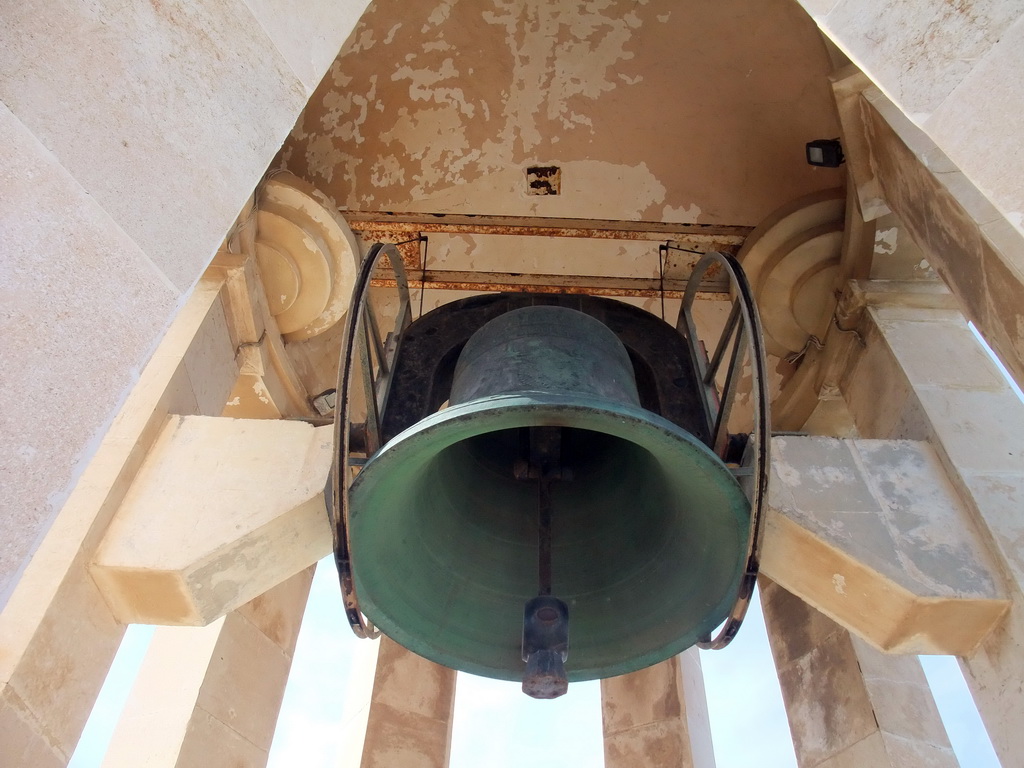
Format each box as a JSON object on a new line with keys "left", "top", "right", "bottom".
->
{"left": 839, "top": 283, "right": 1024, "bottom": 764}
{"left": 360, "top": 636, "right": 457, "bottom": 768}
{"left": 0, "top": 276, "right": 237, "bottom": 767}
{"left": 102, "top": 570, "right": 313, "bottom": 767}
{"left": 1, "top": 3, "right": 368, "bottom": 753}
{"left": 761, "top": 579, "right": 957, "bottom": 767}
{"left": 338, "top": 637, "right": 382, "bottom": 768}
{"left": 0, "top": 241, "right": 327, "bottom": 766}
{"left": 99, "top": 258, "right": 331, "bottom": 768}
{"left": 601, "top": 649, "right": 715, "bottom": 768}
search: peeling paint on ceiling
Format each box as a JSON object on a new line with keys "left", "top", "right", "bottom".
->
{"left": 282, "top": 0, "right": 843, "bottom": 226}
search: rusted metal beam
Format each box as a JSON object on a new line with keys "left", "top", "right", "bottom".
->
{"left": 371, "top": 268, "right": 730, "bottom": 299}
{"left": 343, "top": 210, "right": 752, "bottom": 244}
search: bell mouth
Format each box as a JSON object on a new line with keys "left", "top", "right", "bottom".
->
{"left": 349, "top": 393, "right": 750, "bottom": 682}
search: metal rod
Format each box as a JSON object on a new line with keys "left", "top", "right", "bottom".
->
{"left": 706, "top": 301, "right": 741, "bottom": 385}
{"left": 681, "top": 251, "right": 771, "bottom": 652}
{"left": 372, "top": 269, "right": 731, "bottom": 298}
{"left": 332, "top": 242, "right": 402, "bottom": 640}
{"left": 363, "top": 303, "right": 388, "bottom": 377}
{"left": 658, "top": 243, "right": 667, "bottom": 322}
{"left": 678, "top": 295, "right": 717, "bottom": 438}
{"left": 342, "top": 209, "right": 752, "bottom": 242}
{"left": 357, "top": 320, "right": 381, "bottom": 456}
{"left": 712, "top": 323, "right": 748, "bottom": 457}
{"left": 538, "top": 480, "right": 553, "bottom": 597}
{"left": 418, "top": 235, "right": 428, "bottom": 319}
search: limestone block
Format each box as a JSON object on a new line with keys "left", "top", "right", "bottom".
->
{"left": 852, "top": 635, "right": 956, "bottom": 750}
{"left": 812, "top": 0, "right": 1021, "bottom": 119}
{"left": 837, "top": 285, "right": 964, "bottom": 443}
{"left": 0, "top": 276, "right": 237, "bottom": 764}
{"left": 870, "top": 306, "right": 1009, "bottom": 393}
{"left": 0, "top": 570, "right": 126, "bottom": 765}
{"left": 959, "top": 599, "right": 1024, "bottom": 765}
{"left": 196, "top": 613, "right": 294, "bottom": 750}
{"left": 861, "top": 87, "right": 1024, "bottom": 389}
{"left": 800, "top": 395, "right": 858, "bottom": 439}
{"left": 338, "top": 637, "right": 381, "bottom": 768}
{"left": 240, "top": 0, "right": 373, "bottom": 93}
{"left": 843, "top": 280, "right": 961, "bottom": 314}
{"left": 601, "top": 649, "right": 714, "bottom": 768}
{"left": 960, "top": 472, "right": 1024, "bottom": 590}
{"left": 210, "top": 252, "right": 315, "bottom": 420}
{"left": 0, "top": 0, "right": 309, "bottom": 291}
{"left": 360, "top": 636, "right": 456, "bottom": 768}
{"left": 235, "top": 566, "right": 315, "bottom": 655}
{"left": 223, "top": 373, "right": 285, "bottom": 420}
{"left": 816, "top": 730, "right": 957, "bottom": 768}
{"left": 103, "top": 569, "right": 313, "bottom": 768}
{"left": 174, "top": 709, "right": 269, "bottom": 768}
{"left": 924, "top": 14, "right": 1024, "bottom": 233}
{"left": 761, "top": 580, "right": 958, "bottom": 768}
{"left": 770, "top": 615, "right": 880, "bottom": 761}
{"left": 0, "top": 101, "right": 178, "bottom": 597}
{"left": 677, "top": 651, "right": 715, "bottom": 768}
{"left": 762, "top": 436, "right": 1008, "bottom": 655}
{"left": 867, "top": 213, "right": 936, "bottom": 281}
{"left": 180, "top": 292, "right": 242, "bottom": 417}
{"left": 1, "top": 689, "right": 66, "bottom": 768}
{"left": 798, "top": 0, "right": 841, "bottom": 16}
{"left": 830, "top": 66, "right": 890, "bottom": 220}
{"left": 814, "top": 733, "right": 893, "bottom": 768}
{"left": 103, "top": 619, "right": 225, "bottom": 767}
{"left": 839, "top": 289, "right": 1024, "bottom": 765}
{"left": 914, "top": 388, "right": 1024, "bottom": 476}
{"left": 90, "top": 416, "right": 334, "bottom": 625}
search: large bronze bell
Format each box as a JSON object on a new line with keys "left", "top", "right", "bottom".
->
{"left": 347, "top": 298, "right": 750, "bottom": 692}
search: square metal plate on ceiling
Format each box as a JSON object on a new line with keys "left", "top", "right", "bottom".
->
{"left": 527, "top": 166, "right": 561, "bottom": 195}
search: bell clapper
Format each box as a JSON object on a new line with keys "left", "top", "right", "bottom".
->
{"left": 520, "top": 427, "right": 571, "bottom": 699}
{"left": 537, "top": 477, "right": 553, "bottom": 598}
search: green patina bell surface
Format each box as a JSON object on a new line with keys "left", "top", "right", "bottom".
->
{"left": 349, "top": 306, "right": 750, "bottom": 682}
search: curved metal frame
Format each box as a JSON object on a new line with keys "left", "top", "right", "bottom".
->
{"left": 329, "top": 243, "right": 411, "bottom": 639}
{"left": 678, "top": 252, "right": 771, "bottom": 650}
{"left": 332, "top": 245, "right": 768, "bottom": 649}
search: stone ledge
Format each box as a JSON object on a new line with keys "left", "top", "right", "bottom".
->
{"left": 90, "top": 416, "right": 333, "bottom": 625}
{"left": 762, "top": 435, "right": 1009, "bottom": 655}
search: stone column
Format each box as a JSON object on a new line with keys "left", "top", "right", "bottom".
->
{"left": 760, "top": 275, "right": 982, "bottom": 767}
{"left": 838, "top": 286, "right": 1024, "bottom": 764}
{"left": 601, "top": 649, "right": 715, "bottom": 768}
{"left": 337, "top": 637, "right": 382, "bottom": 768}
{"left": 0, "top": 276, "right": 239, "bottom": 767}
{"left": 360, "top": 636, "right": 457, "bottom": 768}
{"left": 102, "top": 570, "right": 314, "bottom": 768}
{"left": 1, "top": 2, "right": 369, "bottom": 754}
{"left": 98, "top": 253, "right": 334, "bottom": 767}
{"left": 761, "top": 579, "right": 957, "bottom": 767}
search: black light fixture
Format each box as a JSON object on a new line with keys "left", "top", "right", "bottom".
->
{"left": 806, "top": 138, "right": 845, "bottom": 167}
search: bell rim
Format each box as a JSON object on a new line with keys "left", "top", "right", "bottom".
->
{"left": 350, "top": 393, "right": 751, "bottom": 682}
